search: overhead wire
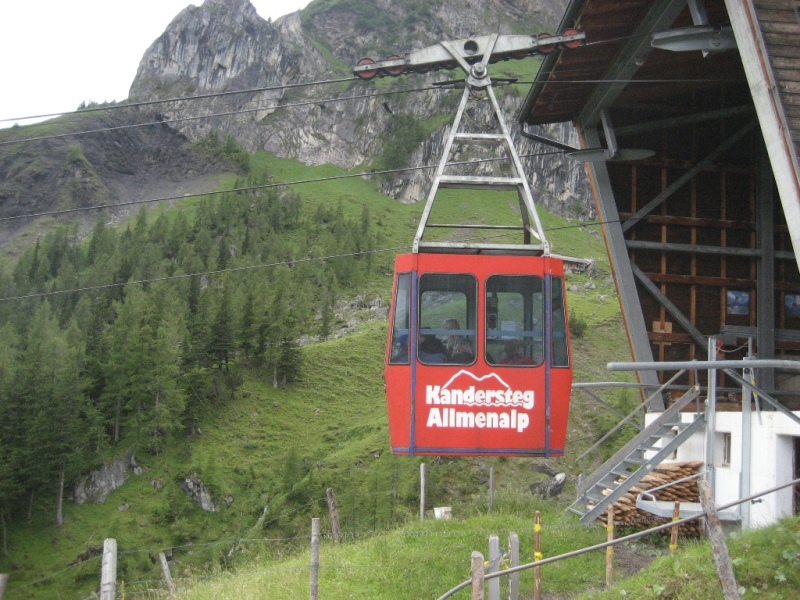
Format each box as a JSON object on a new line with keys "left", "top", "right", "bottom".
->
{"left": 0, "top": 84, "right": 445, "bottom": 147}
{"left": 0, "top": 34, "right": 548, "bottom": 125}
{"left": 0, "top": 75, "right": 356, "bottom": 124}
{"left": 0, "top": 24, "right": 747, "bottom": 145}
{"left": 0, "top": 149, "right": 567, "bottom": 223}
{"left": 0, "top": 76, "right": 743, "bottom": 148}
{"left": 0, "top": 25, "right": 720, "bottom": 302}
{"left": 0, "top": 217, "right": 611, "bottom": 304}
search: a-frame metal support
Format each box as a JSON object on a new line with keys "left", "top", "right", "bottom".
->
{"left": 413, "top": 79, "right": 549, "bottom": 255}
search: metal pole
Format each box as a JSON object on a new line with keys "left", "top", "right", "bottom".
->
{"left": 420, "top": 463, "right": 426, "bottom": 520}
{"left": 608, "top": 359, "right": 800, "bottom": 371}
{"left": 740, "top": 342, "right": 754, "bottom": 529}
{"left": 488, "top": 467, "right": 494, "bottom": 514}
{"left": 605, "top": 507, "right": 614, "bottom": 588}
{"left": 706, "top": 338, "right": 717, "bottom": 495}
{"left": 533, "top": 511, "right": 542, "bottom": 600}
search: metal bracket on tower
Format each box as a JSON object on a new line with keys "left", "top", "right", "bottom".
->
{"left": 352, "top": 31, "right": 585, "bottom": 256}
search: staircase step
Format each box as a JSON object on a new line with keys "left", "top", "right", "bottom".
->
{"left": 585, "top": 492, "right": 606, "bottom": 504}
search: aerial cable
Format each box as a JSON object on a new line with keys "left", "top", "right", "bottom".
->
{"left": 0, "top": 76, "right": 356, "bottom": 125}
{"left": 0, "top": 149, "right": 566, "bottom": 223}
{"left": 0, "top": 218, "right": 617, "bottom": 304}
{"left": 1, "top": 75, "right": 742, "bottom": 148}
{"left": 0, "top": 26, "right": 738, "bottom": 127}
{"left": 0, "top": 84, "right": 445, "bottom": 147}
{"left": 0, "top": 245, "right": 407, "bottom": 303}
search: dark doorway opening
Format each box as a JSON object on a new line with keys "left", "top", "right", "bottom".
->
{"left": 795, "top": 437, "right": 800, "bottom": 515}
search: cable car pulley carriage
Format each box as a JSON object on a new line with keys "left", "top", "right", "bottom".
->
{"left": 353, "top": 30, "right": 585, "bottom": 457}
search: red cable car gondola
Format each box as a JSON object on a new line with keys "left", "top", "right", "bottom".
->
{"left": 385, "top": 252, "right": 572, "bottom": 457}
{"left": 354, "top": 32, "right": 583, "bottom": 457}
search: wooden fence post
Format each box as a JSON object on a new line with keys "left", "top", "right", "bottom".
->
{"left": 697, "top": 480, "right": 740, "bottom": 599}
{"left": 310, "top": 518, "right": 320, "bottom": 600}
{"left": 487, "top": 534, "right": 500, "bottom": 600}
{"left": 533, "top": 511, "right": 542, "bottom": 600}
{"left": 326, "top": 488, "right": 342, "bottom": 544}
{"left": 670, "top": 501, "right": 681, "bottom": 553}
{"left": 489, "top": 467, "right": 494, "bottom": 514}
{"left": 0, "top": 573, "right": 8, "bottom": 600}
{"left": 420, "top": 463, "right": 426, "bottom": 520}
{"left": 471, "top": 551, "right": 485, "bottom": 600}
{"left": 605, "top": 506, "right": 614, "bottom": 588}
{"left": 508, "top": 532, "right": 520, "bottom": 600}
{"left": 99, "top": 538, "right": 117, "bottom": 600}
{"left": 158, "top": 552, "right": 176, "bottom": 599}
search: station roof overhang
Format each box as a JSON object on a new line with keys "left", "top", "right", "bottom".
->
{"left": 518, "top": 0, "right": 800, "bottom": 265}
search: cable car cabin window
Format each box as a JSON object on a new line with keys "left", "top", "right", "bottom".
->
{"left": 551, "top": 276, "right": 570, "bottom": 367}
{"left": 389, "top": 272, "right": 411, "bottom": 364}
{"left": 486, "top": 275, "right": 544, "bottom": 367}
{"left": 418, "top": 273, "right": 476, "bottom": 365}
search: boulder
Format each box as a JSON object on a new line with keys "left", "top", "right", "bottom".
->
{"left": 180, "top": 477, "right": 219, "bottom": 512}
{"left": 71, "top": 450, "right": 138, "bottom": 504}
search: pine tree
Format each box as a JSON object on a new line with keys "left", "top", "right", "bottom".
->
{"left": 0, "top": 323, "right": 20, "bottom": 533}
{"left": 240, "top": 289, "right": 255, "bottom": 359}
{"left": 208, "top": 282, "right": 234, "bottom": 371}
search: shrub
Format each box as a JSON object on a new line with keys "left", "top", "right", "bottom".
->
{"left": 570, "top": 309, "right": 587, "bottom": 338}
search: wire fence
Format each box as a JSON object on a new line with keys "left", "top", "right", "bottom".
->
{"left": 4, "top": 463, "right": 799, "bottom": 599}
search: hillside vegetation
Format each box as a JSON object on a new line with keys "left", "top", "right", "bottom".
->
{"left": 0, "top": 137, "right": 633, "bottom": 598}
{"left": 4, "top": 144, "right": 795, "bottom": 600}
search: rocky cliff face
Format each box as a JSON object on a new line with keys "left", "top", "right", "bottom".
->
{"left": 0, "top": 110, "right": 231, "bottom": 247}
{"left": 129, "top": 0, "right": 593, "bottom": 220}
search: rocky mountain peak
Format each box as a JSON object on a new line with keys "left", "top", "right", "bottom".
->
{"left": 128, "top": 0, "right": 591, "bottom": 217}
{"left": 206, "top": 0, "right": 254, "bottom": 12}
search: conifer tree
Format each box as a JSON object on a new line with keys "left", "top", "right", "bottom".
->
{"left": 240, "top": 289, "right": 255, "bottom": 359}
{"left": 208, "top": 281, "right": 234, "bottom": 371}
{"left": 0, "top": 322, "right": 20, "bottom": 533}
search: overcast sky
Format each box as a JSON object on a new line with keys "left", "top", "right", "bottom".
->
{"left": 0, "top": 0, "right": 310, "bottom": 128}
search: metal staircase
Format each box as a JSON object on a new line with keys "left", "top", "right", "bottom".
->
{"left": 568, "top": 385, "right": 705, "bottom": 523}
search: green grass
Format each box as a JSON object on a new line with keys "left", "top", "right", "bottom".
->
{"left": 160, "top": 505, "right": 611, "bottom": 600}
{"left": 580, "top": 516, "right": 800, "bottom": 599}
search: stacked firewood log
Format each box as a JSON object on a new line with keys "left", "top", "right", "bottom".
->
{"left": 594, "top": 460, "right": 705, "bottom": 537}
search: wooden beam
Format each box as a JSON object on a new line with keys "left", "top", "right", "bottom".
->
{"left": 726, "top": 0, "right": 800, "bottom": 267}
{"left": 697, "top": 480, "right": 741, "bottom": 600}
{"left": 622, "top": 121, "right": 758, "bottom": 233}
{"left": 577, "top": 0, "right": 688, "bottom": 127}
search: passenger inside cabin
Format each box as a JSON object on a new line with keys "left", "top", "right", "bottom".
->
{"left": 500, "top": 338, "right": 536, "bottom": 365}
{"left": 450, "top": 338, "right": 474, "bottom": 364}
{"left": 419, "top": 333, "right": 447, "bottom": 363}
{"left": 442, "top": 317, "right": 474, "bottom": 364}
{"left": 390, "top": 332, "right": 409, "bottom": 363}
{"left": 442, "top": 318, "right": 461, "bottom": 356}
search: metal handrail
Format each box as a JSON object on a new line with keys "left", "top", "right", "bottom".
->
{"left": 574, "top": 370, "right": 687, "bottom": 466}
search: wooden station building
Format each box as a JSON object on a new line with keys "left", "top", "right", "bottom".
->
{"left": 518, "top": 0, "right": 800, "bottom": 525}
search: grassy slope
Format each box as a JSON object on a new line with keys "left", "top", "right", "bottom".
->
{"left": 1, "top": 153, "right": 637, "bottom": 599}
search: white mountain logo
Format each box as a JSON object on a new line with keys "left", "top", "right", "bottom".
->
{"left": 424, "top": 370, "right": 534, "bottom": 432}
